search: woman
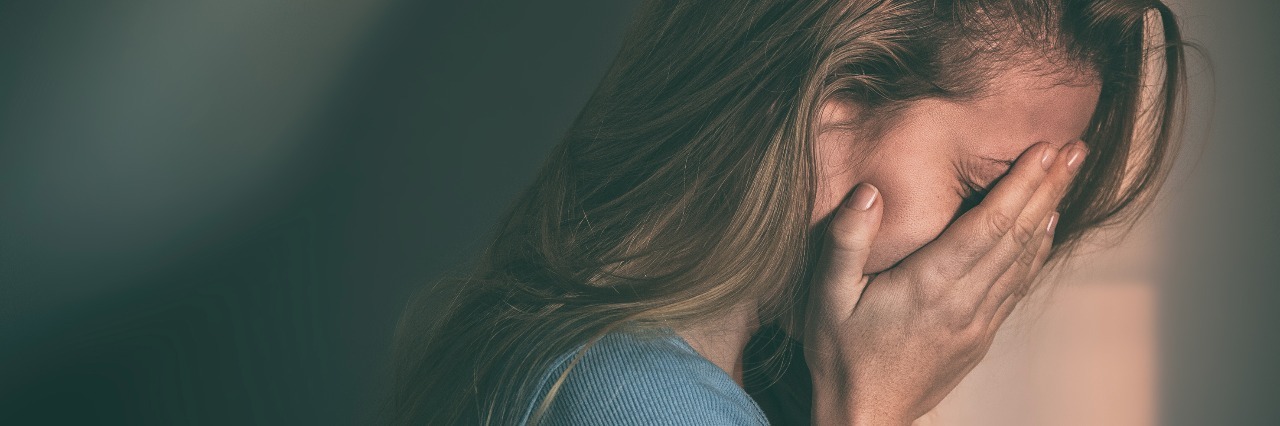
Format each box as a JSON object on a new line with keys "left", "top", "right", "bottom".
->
{"left": 386, "top": 0, "right": 1189, "bottom": 424}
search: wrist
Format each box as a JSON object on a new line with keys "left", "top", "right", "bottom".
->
{"left": 810, "top": 382, "right": 911, "bottom": 426}
{"left": 849, "top": 411, "right": 912, "bottom": 426}
{"left": 811, "top": 404, "right": 910, "bottom": 426}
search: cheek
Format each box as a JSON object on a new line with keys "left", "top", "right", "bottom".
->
{"left": 810, "top": 133, "right": 872, "bottom": 226}
{"left": 810, "top": 127, "right": 965, "bottom": 274}
{"left": 849, "top": 165, "right": 962, "bottom": 272}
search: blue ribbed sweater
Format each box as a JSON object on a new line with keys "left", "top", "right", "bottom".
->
{"left": 520, "top": 328, "right": 771, "bottom": 425}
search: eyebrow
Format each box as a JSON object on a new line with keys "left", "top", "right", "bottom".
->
{"left": 977, "top": 156, "right": 1016, "bottom": 168}
{"left": 973, "top": 133, "right": 1090, "bottom": 183}
{"left": 964, "top": 155, "right": 1016, "bottom": 192}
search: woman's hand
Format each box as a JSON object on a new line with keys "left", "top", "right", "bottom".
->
{"left": 803, "top": 140, "right": 1089, "bottom": 425}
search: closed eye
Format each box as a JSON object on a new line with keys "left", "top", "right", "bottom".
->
{"left": 958, "top": 178, "right": 990, "bottom": 212}
{"left": 953, "top": 155, "right": 1013, "bottom": 218}
{"left": 962, "top": 155, "right": 1014, "bottom": 204}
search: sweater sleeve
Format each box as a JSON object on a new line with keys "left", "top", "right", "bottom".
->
{"left": 527, "top": 331, "right": 770, "bottom": 426}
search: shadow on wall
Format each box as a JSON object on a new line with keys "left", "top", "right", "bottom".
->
{"left": 0, "top": 1, "right": 640, "bottom": 424}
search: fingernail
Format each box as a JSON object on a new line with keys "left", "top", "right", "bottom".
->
{"left": 1046, "top": 211, "right": 1059, "bottom": 234}
{"left": 1040, "top": 143, "right": 1057, "bottom": 170}
{"left": 1065, "top": 143, "right": 1088, "bottom": 172}
{"left": 847, "top": 183, "right": 878, "bottom": 211}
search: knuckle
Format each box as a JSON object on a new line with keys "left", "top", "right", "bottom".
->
{"left": 951, "top": 316, "right": 985, "bottom": 342}
{"left": 941, "top": 302, "right": 978, "bottom": 333}
{"left": 914, "top": 282, "right": 955, "bottom": 312}
{"left": 1012, "top": 217, "right": 1039, "bottom": 246}
{"left": 984, "top": 208, "right": 1017, "bottom": 237}
{"left": 1016, "top": 243, "right": 1039, "bottom": 269}
{"left": 911, "top": 280, "right": 943, "bottom": 307}
{"left": 963, "top": 323, "right": 987, "bottom": 344}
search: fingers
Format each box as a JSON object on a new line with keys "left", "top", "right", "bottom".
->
{"left": 901, "top": 141, "right": 1056, "bottom": 282}
{"left": 1022, "top": 215, "right": 1057, "bottom": 286}
{"left": 979, "top": 211, "right": 1056, "bottom": 320}
{"left": 966, "top": 141, "right": 1088, "bottom": 286}
{"left": 815, "top": 182, "right": 883, "bottom": 319}
{"left": 957, "top": 140, "right": 1084, "bottom": 314}
{"left": 984, "top": 218, "right": 1055, "bottom": 340}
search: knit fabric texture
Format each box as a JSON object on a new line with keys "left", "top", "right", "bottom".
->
{"left": 521, "top": 327, "right": 771, "bottom": 425}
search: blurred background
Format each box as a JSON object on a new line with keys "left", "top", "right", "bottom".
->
{"left": 0, "top": 0, "right": 1274, "bottom": 425}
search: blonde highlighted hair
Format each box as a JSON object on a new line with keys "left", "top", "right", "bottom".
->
{"left": 383, "top": 0, "right": 1193, "bottom": 424}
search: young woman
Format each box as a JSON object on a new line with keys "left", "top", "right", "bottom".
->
{"left": 386, "top": 0, "right": 1190, "bottom": 424}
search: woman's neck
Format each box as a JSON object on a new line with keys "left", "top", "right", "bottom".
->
{"left": 674, "top": 302, "right": 761, "bottom": 386}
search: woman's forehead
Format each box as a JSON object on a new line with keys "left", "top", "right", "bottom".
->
{"left": 898, "top": 68, "right": 1101, "bottom": 161}
{"left": 817, "top": 63, "right": 1101, "bottom": 163}
{"left": 961, "top": 66, "right": 1101, "bottom": 155}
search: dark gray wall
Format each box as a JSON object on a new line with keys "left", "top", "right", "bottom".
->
{"left": 0, "top": 0, "right": 1276, "bottom": 425}
{"left": 0, "top": 1, "right": 639, "bottom": 424}
{"left": 1162, "top": 1, "right": 1280, "bottom": 425}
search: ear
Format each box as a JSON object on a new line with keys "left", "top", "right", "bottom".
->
{"left": 817, "top": 97, "right": 865, "bottom": 132}
{"left": 811, "top": 97, "right": 878, "bottom": 228}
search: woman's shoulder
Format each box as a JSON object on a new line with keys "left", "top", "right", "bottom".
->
{"left": 524, "top": 327, "right": 770, "bottom": 425}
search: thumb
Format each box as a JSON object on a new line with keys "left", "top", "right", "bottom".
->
{"left": 817, "top": 182, "right": 883, "bottom": 317}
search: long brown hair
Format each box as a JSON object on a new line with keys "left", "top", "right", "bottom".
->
{"left": 384, "top": 1, "right": 1193, "bottom": 424}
